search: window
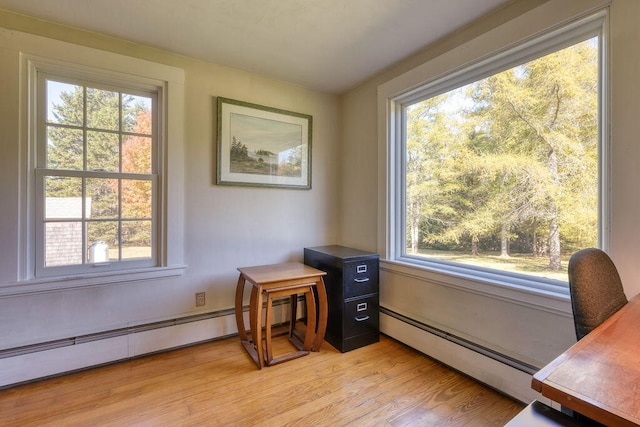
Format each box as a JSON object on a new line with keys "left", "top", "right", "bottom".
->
{"left": 3, "top": 38, "right": 185, "bottom": 294}
{"left": 380, "top": 11, "right": 606, "bottom": 294}
{"left": 35, "top": 74, "right": 158, "bottom": 277}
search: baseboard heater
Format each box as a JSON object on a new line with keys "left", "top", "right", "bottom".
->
{"left": 380, "top": 306, "right": 539, "bottom": 375}
{"left": 0, "top": 297, "right": 295, "bottom": 360}
{"left": 2, "top": 302, "right": 538, "bottom": 376}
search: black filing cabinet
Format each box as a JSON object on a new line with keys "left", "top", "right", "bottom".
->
{"left": 304, "top": 245, "right": 379, "bottom": 352}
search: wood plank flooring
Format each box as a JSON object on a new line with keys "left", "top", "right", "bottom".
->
{"left": 0, "top": 333, "right": 524, "bottom": 426}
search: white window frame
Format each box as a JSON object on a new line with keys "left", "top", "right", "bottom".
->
{"left": 377, "top": 6, "right": 608, "bottom": 311}
{"left": 35, "top": 72, "right": 160, "bottom": 277}
{"left": 3, "top": 38, "right": 186, "bottom": 296}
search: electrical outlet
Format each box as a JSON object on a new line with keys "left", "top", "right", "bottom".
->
{"left": 195, "top": 292, "right": 205, "bottom": 307}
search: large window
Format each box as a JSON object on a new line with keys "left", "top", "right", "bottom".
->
{"left": 35, "top": 72, "right": 159, "bottom": 277}
{"left": 382, "top": 12, "right": 606, "bottom": 291}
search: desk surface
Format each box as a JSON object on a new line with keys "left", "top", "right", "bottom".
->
{"left": 532, "top": 295, "right": 640, "bottom": 426}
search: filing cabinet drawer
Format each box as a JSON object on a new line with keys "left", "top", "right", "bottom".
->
{"left": 343, "top": 259, "right": 379, "bottom": 299}
{"left": 344, "top": 296, "right": 379, "bottom": 337}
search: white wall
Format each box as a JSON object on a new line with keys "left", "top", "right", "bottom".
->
{"left": 340, "top": 0, "right": 640, "bottom": 400}
{"left": 0, "top": 10, "right": 339, "bottom": 385}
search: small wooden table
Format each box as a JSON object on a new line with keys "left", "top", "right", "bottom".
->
{"left": 532, "top": 295, "right": 640, "bottom": 426}
{"left": 234, "top": 262, "right": 328, "bottom": 369}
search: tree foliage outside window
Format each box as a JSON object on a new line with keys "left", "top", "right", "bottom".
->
{"left": 405, "top": 38, "right": 598, "bottom": 281}
{"left": 40, "top": 76, "right": 156, "bottom": 272}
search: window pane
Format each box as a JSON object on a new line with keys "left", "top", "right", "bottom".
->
{"left": 86, "top": 178, "right": 118, "bottom": 219}
{"left": 87, "top": 221, "right": 119, "bottom": 262}
{"left": 122, "top": 221, "right": 152, "bottom": 259}
{"left": 404, "top": 38, "right": 598, "bottom": 281}
{"left": 122, "top": 135, "right": 152, "bottom": 174}
{"left": 47, "top": 80, "right": 83, "bottom": 126}
{"left": 123, "top": 95, "right": 152, "bottom": 134}
{"left": 46, "top": 127, "right": 83, "bottom": 170}
{"left": 87, "top": 131, "right": 119, "bottom": 172}
{"left": 122, "top": 179, "right": 152, "bottom": 218}
{"left": 45, "top": 177, "right": 82, "bottom": 219}
{"left": 38, "top": 75, "right": 158, "bottom": 275}
{"left": 45, "top": 222, "right": 83, "bottom": 266}
{"left": 87, "top": 88, "right": 119, "bottom": 131}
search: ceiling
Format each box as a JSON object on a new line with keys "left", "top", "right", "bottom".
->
{"left": 0, "top": 0, "right": 512, "bottom": 93}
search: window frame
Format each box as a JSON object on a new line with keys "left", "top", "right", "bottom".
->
{"left": 34, "top": 72, "right": 160, "bottom": 277}
{"left": 378, "top": 9, "right": 608, "bottom": 307}
{"left": 5, "top": 43, "right": 186, "bottom": 296}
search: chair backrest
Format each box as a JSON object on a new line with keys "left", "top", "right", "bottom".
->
{"left": 568, "top": 248, "right": 628, "bottom": 340}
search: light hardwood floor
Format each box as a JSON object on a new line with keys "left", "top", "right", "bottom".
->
{"left": 0, "top": 333, "right": 524, "bottom": 426}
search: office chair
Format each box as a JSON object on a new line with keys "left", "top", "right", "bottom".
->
{"left": 568, "top": 248, "right": 628, "bottom": 341}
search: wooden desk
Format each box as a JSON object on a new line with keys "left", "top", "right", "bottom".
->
{"left": 234, "top": 262, "right": 328, "bottom": 369}
{"left": 532, "top": 295, "right": 640, "bottom": 426}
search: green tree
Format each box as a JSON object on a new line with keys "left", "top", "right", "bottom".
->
{"left": 406, "top": 38, "right": 598, "bottom": 273}
{"left": 405, "top": 93, "right": 461, "bottom": 254}
{"left": 471, "top": 39, "right": 598, "bottom": 269}
{"left": 47, "top": 83, "right": 151, "bottom": 250}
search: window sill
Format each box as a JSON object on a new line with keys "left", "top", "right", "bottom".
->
{"left": 381, "top": 257, "right": 572, "bottom": 317}
{"left": 0, "top": 265, "right": 187, "bottom": 298}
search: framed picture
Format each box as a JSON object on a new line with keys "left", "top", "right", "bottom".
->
{"left": 217, "top": 97, "right": 312, "bottom": 189}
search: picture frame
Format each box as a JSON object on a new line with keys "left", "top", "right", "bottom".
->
{"left": 217, "top": 97, "right": 312, "bottom": 189}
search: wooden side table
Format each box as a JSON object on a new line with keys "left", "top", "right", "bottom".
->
{"left": 234, "top": 262, "right": 328, "bottom": 369}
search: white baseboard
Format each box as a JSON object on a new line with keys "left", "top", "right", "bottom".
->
{"left": 3, "top": 306, "right": 550, "bottom": 408}
{"left": 0, "top": 303, "right": 296, "bottom": 388}
{"left": 0, "top": 313, "right": 229, "bottom": 387}
{"left": 380, "top": 312, "right": 548, "bottom": 405}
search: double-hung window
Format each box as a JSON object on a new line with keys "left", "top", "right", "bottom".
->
{"left": 35, "top": 72, "right": 159, "bottom": 277}
{"left": 380, "top": 10, "right": 606, "bottom": 295}
{"left": 4, "top": 37, "right": 185, "bottom": 294}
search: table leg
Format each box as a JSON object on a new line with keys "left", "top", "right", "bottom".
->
{"left": 289, "top": 294, "right": 298, "bottom": 338}
{"left": 243, "top": 284, "right": 264, "bottom": 369}
{"left": 303, "top": 286, "right": 316, "bottom": 351}
{"left": 264, "top": 291, "right": 274, "bottom": 364}
{"left": 253, "top": 285, "right": 264, "bottom": 369}
{"left": 235, "top": 274, "right": 249, "bottom": 342}
{"left": 312, "top": 277, "right": 328, "bottom": 352}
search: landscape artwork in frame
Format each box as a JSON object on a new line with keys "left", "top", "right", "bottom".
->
{"left": 217, "top": 97, "right": 312, "bottom": 189}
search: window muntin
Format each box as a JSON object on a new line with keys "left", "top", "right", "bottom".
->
{"left": 36, "top": 74, "right": 158, "bottom": 276}
{"left": 396, "top": 31, "right": 602, "bottom": 284}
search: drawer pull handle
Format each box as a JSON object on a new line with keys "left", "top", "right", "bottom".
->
{"left": 354, "top": 277, "right": 370, "bottom": 283}
{"left": 355, "top": 315, "right": 370, "bottom": 322}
